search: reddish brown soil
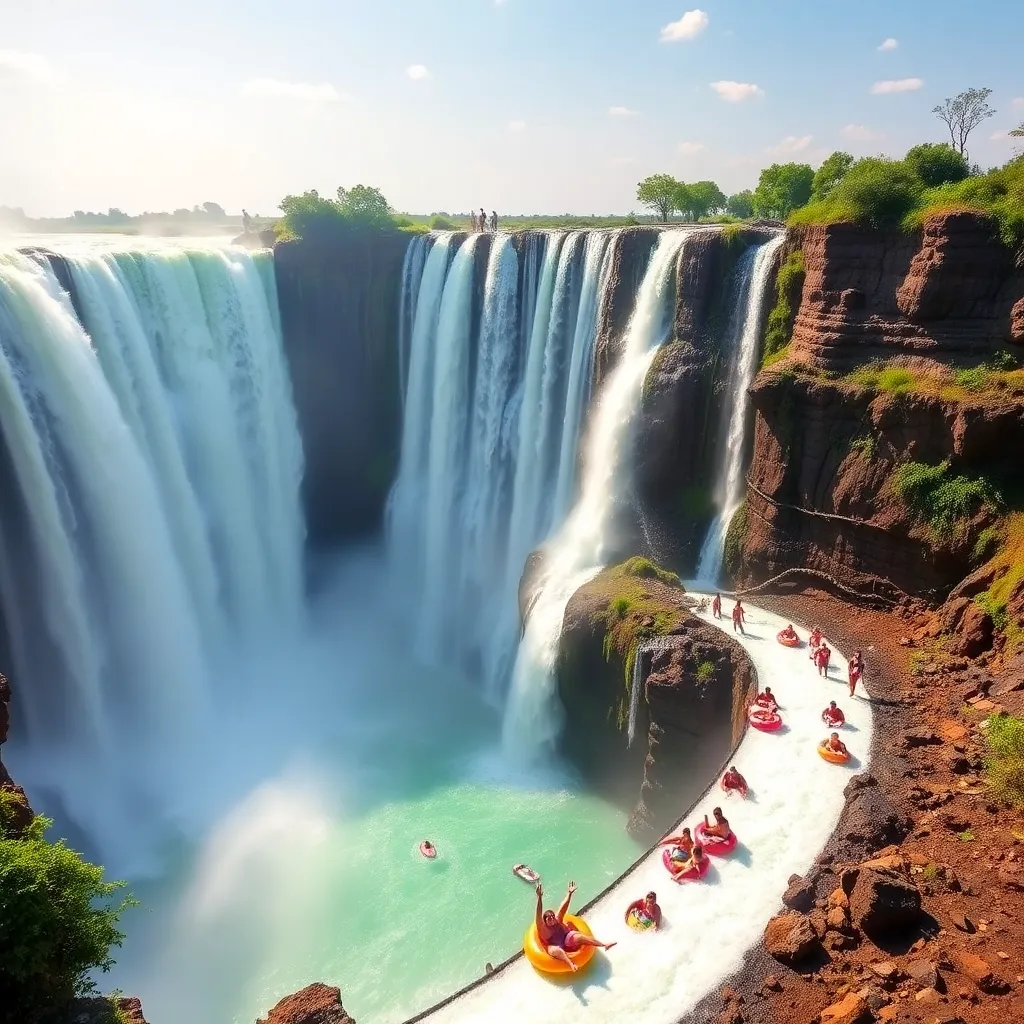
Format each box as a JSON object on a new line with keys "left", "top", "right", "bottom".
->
{"left": 681, "top": 588, "right": 1024, "bottom": 1024}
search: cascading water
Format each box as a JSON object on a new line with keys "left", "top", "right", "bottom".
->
{"left": 0, "top": 245, "right": 304, "bottom": 856}
{"left": 695, "top": 234, "right": 785, "bottom": 585}
{"left": 501, "top": 231, "right": 691, "bottom": 758}
{"left": 389, "top": 229, "right": 616, "bottom": 686}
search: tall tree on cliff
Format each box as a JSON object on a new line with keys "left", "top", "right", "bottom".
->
{"left": 678, "top": 180, "right": 726, "bottom": 221}
{"left": 752, "top": 163, "right": 814, "bottom": 219}
{"left": 811, "top": 151, "right": 854, "bottom": 201}
{"left": 932, "top": 87, "right": 995, "bottom": 161}
{"left": 636, "top": 174, "right": 680, "bottom": 221}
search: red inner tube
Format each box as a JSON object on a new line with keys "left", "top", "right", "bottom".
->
{"left": 748, "top": 706, "right": 782, "bottom": 731}
{"left": 776, "top": 631, "right": 800, "bottom": 648}
{"left": 662, "top": 846, "right": 709, "bottom": 880}
{"left": 695, "top": 822, "right": 737, "bottom": 856}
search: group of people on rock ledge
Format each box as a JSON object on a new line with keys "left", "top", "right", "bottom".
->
{"left": 471, "top": 209, "right": 499, "bottom": 232}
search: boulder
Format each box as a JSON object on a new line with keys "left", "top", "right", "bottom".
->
{"left": 945, "top": 601, "right": 994, "bottom": 658}
{"left": 818, "top": 992, "right": 872, "bottom": 1024}
{"left": 782, "top": 875, "right": 816, "bottom": 912}
{"left": 835, "top": 775, "right": 910, "bottom": 859}
{"left": 763, "top": 912, "right": 822, "bottom": 966}
{"left": 951, "top": 949, "right": 1010, "bottom": 994}
{"left": 258, "top": 984, "right": 355, "bottom": 1024}
{"left": 848, "top": 867, "right": 922, "bottom": 940}
{"left": 902, "top": 727, "right": 941, "bottom": 748}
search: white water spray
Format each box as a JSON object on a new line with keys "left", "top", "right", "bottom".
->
{"left": 696, "top": 234, "right": 785, "bottom": 584}
{"left": 502, "top": 231, "right": 690, "bottom": 757}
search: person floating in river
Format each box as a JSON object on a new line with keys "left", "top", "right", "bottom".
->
{"left": 703, "top": 807, "right": 732, "bottom": 841}
{"left": 822, "top": 700, "right": 845, "bottom": 727}
{"left": 731, "top": 599, "right": 746, "bottom": 635}
{"left": 535, "top": 882, "right": 616, "bottom": 971}
{"left": 824, "top": 731, "right": 848, "bottom": 756}
{"left": 659, "top": 825, "right": 694, "bottom": 857}
{"left": 848, "top": 650, "right": 865, "bottom": 697}
{"left": 712, "top": 593, "right": 722, "bottom": 619}
{"left": 624, "top": 891, "right": 662, "bottom": 930}
{"left": 722, "top": 765, "right": 748, "bottom": 797}
{"left": 670, "top": 844, "right": 706, "bottom": 881}
{"left": 753, "top": 686, "right": 778, "bottom": 711}
{"left": 779, "top": 623, "right": 798, "bottom": 643}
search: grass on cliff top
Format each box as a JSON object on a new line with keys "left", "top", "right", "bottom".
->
{"left": 985, "top": 713, "right": 1024, "bottom": 809}
{"left": 844, "top": 355, "right": 1024, "bottom": 404}
{"left": 891, "top": 459, "right": 1002, "bottom": 538}
{"left": 590, "top": 560, "right": 688, "bottom": 731}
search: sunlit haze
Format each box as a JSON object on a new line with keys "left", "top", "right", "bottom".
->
{"left": 2, "top": 1, "right": 1023, "bottom": 215}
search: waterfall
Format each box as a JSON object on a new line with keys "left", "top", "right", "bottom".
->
{"left": 389, "top": 230, "right": 617, "bottom": 690}
{"left": 695, "top": 234, "right": 785, "bottom": 584}
{"left": 501, "top": 231, "right": 690, "bottom": 757}
{"left": 0, "top": 246, "right": 304, "bottom": 844}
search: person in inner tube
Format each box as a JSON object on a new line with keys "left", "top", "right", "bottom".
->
{"left": 702, "top": 807, "right": 732, "bottom": 842}
{"left": 535, "top": 882, "right": 616, "bottom": 971}
{"left": 671, "top": 843, "right": 706, "bottom": 881}
{"left": 624, "top": 891, "right": 662, "bottom": 929}
{"left": 824, "top": 731, "right": 848, "bottom": 755}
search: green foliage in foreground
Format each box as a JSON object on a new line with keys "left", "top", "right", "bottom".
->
{"left": 985, "top": 714, "right": 1024, "bottom": 809}
{"left": 761, "top": 249, "right": 805, "bottom": 367}
{"left": 891, "top": 459, "right": 1001, "bottom": 536}
{"left": 0, "top": 814, "right": 134, "bottom": 1022}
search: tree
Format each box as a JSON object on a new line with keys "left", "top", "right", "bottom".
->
{"left": 687, "top": 180, "right": 726, "bottom": 220}
{"left": 904, "top": 143, "right": 969, "bottom": 188}
{"left": 726, "top": 191, "right": 754, "bottom": 219}
{"left": 932, "top": 87, "right": 995, "bottom": 160}
{"left": 1011, "top": 123, "right": 1024, "bottom": 138}
{"left": 0, "top": 812, "right": 134, "bottom": 1020}
{"left": 636, "top": 174, "right": 680, "bottom": 221}
{"left": 811, "top": 151, "right": 854, "bottom": 201}
{"left": 202, "top": 201, "right": 226, "bottom": 219}
{"left": 336, "top": 184, "right": 393, "bottom": 227}
{"left": 752, "top": 163, "right": 814, "bottom": 219}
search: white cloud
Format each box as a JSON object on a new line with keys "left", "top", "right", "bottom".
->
{"left": 0, "top": 49, "right": 66, "bottom": 85}
{"left": 609, "top": 105, "right": 638, "bottom": 117}
{"left": 767, "top": 134, "right": 813, "bottom": 156}
{"left": 1013, "top": 97, "right": 1024, "bottom": 108}
{"left": 508, "top": 119, "right": 526, "bottom": 132}
{"left": 877, "top": 38, "right": 899, "bottom": 51}
{"left": 660, "top": 10, "right": 709, "bottom": 42}
{"left": 677, "top": 141, "right": 706, "bottom": 155}
{"left": 871, "top": 78, "right": 923, "bottom": 94}
{"left": 710, "top": 81, "right": 764, "bottom": 102}
{"left": 406, "top": 64, "right": 431, "bottom": 81}
{"left": 608, "top": 156, "right": 637, "bottom": 166}
{"left": 841, "top": 123, "right": 884, "bottom": 142}
{"left": 240, "top": 78, "right": 346, "bottom": 102}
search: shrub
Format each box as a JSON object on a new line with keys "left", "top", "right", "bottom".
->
{"left": 278, "top": 185, "right": 398, "bottom": 240}
{"left": 0, "top": 815, "right": 134, "bottom": 1021}
{"left": 892, "top": 459, "right": 1001, "bottom": 535}
{"left": 620, "top": 556, "right": 681, "bottom": 587}
{"left": 761, "top": 249, "right": 805, "bottom": 366}
{"left": 954, "top": 366, "right": 992, "bottom": 391}
{"left": 792, "top": 158, "right": 924, "bottom": 229}
{"left": 985, "top": 714, "right": 1024, "bottom": 808}
{"left": 904, "top": 143, "right": 970, "bottom": 188}
{"left": 850, "top": 434, "right": 878, "bottom": 460}
{"left": 695, "top": 660, "right": 715, "bottom": 683}
{"left": 847, "top": 362, "right": 916, "bottom": 395}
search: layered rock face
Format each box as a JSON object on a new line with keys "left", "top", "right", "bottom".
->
{"left": 274, "top": 230, "right": 409, "bottom": 546}
{"left": 555, "top": 561, "right": 755, "bottom": 840}
{"left": 738, "top": 212, "right": 1024, "bottom": 598}
{"left": 258, "top": 983, "right": 355, "bottom": 1024}
{"left": 789, "top": 213, "right": 1024, "bottom": 371}
{"left": 0, "top": 670, "right": 33, "bottom": 836}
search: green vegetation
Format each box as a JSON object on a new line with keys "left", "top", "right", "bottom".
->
{"left": 811, "top": 151, "right": 854, "bottom": 202}
{"left": 761, "top": 249, "right": 805, "bottom": 366}
{"left": 985, "top": 713, "right": 1024, "bottom": 809}
{"left": 0, "top": 813, "right": 134, "bottom": 1022}
{"left": 723, "top": 500, "right": 749, "bottom": 578}
{"left": 620, "top": 556, "right": 682, "bottom": 586}
{"left": 726, "top": 191, "right": 754, "bottom": 219}
{"left": 675, "top": 180, "right": 727, "bottom": 222}
{"left": 972, "top": 513, "right": 1024, "bottom": 646}
{"left": 635, "top": 173, "right": 732, "bottom": 222}
{"left": 277, "top": 184, "right": 402, "bottom": 240}
{"left": 636, "top": 174, "right": 681, "bottom": 222}
{"left": 847, "top": 362, "right": 916, "bottom": 395}
{"left": 891, "top": 459, "right": 1001, "bottom": 536}
{"left": 904, "top": 143, "right": 970, "bottom": 188}
{"left": 956, "top": 829, "right": 976, "bottom": 842}
{"left": 971, "top": 523, "right": 1001, "bottom": 563}
{"left": 695, "top": 660, "right": 715, "bottom": 683}
{"left": 850, "top": 433, "right": 878, "bottom": 460}
{"left": 933, "top": 87, "right": 995, "bottom": 159}
{"left": 921, "top": 862, "right": 941, "bottom": 882}
{"left": 753, "top": 163, "right": 815, "bottom": 219}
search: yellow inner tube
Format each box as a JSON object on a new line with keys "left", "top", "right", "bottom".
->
{"left": 818, "top": 741, "right": 850, "bottom": 765}
{"left": 523, "top": 913, "right": 596, "bottom": 974}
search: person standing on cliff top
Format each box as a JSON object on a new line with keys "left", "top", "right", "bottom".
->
{"left": 490, "top": 210, "right": 499, "bottom": 231}
{"left": 242, "top": 209, "right": 253, "bottom": 233}
{"left": 731, "top": 599, "right": 745, "bottom": 634}
{"left": 480, "top": 208, "right": 488, "bottom": 232}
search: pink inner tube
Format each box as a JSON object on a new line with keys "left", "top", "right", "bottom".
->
{"left": 419, "top": 842, "right": 437, "bottom": 859}
{"left": 662, "top": 846, "right": 710, "bottom": 881}
{"left": 748, "top": 707, "right": 782, "bottom": 731}
{"left": 695, "top": 822, "right": 737, "bottom": 856}
{"left": 821, "top": 710, "right": 845, "bottom": 727}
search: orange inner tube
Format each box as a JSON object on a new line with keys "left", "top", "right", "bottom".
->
{"left": 777, "top": 631, "right": 800, "bottom": 648}
{"left": 817, "top": 741, "right": 850, "bottom": 765}
{"left": 523, "top": 914, "right": 596, "bottom": 974}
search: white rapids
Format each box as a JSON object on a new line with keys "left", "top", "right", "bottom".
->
{"left": 414, "top": 601, "right": 872, "bottom": 1024}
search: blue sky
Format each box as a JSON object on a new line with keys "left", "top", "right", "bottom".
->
{"left": 2, "top": 0, "right": 1022, "bottom": 217}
